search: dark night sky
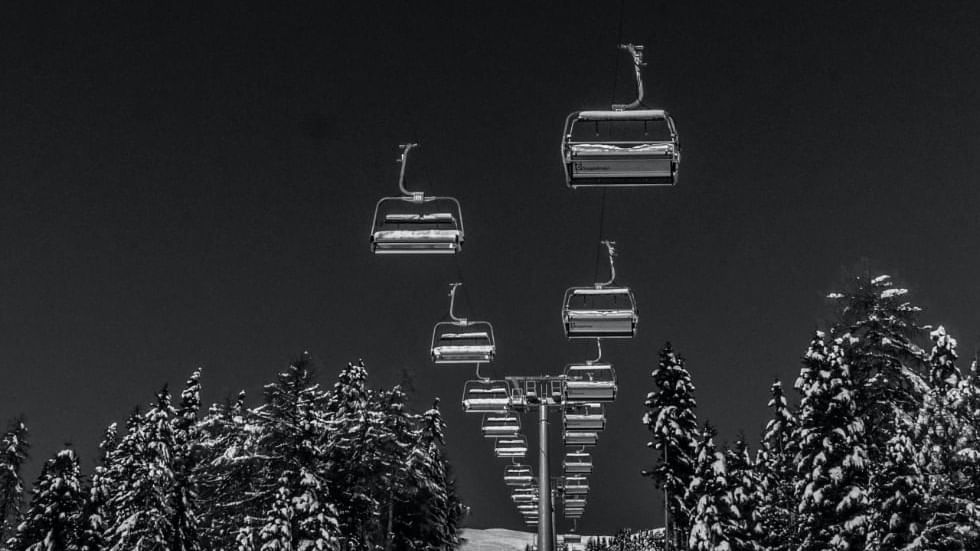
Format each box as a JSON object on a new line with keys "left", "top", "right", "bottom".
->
{"left": 2, "top": 0, "right": 980, "bottom": 536}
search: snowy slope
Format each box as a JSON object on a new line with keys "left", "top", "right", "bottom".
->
{"left": 460, "top": 528, "right": 536, "bottom": 551}
{"left": 460, "top": 528, "right": 596, "bottom": 551}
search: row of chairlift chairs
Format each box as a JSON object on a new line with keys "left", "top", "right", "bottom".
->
{"left": 427, "top": 242, "right": 631, "bottom": 527}
{"left": 370, "top": 44, "right": 679, "bottom": 255}
{"left": 436, "top": 250, "right": 626, "bottom": 527}
{"left": 373, "top": 43, "right": 668, "bottom": 531}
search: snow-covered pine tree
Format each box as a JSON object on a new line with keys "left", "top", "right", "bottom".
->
{"left": 906, "top": 326, "right": 980, "bottom": 549}
{"left": 323, "top": 360, "right": 378, "bottom": 548}
{"left": 79, "top": 423, "right": 118, "bottom": 551}
{"left": 10, "top": 447, "right": 84, "bottom": 551}
{"left": 196, "top": 390, "right": 264, "bottom": 550}
{"left": 793, "top": 332, "right": 869, "bottom": 551}
{"left": 0, "top": 419, "right": 29, "bottom": 545}
{"left": 103, "top": 389, "right": 178, "bottom": 550}
{"left": 827, "top": 274, "right": 929, "bottom": 460}
{"left": 169, "top": 369, "right": 203, "bottom": 551}
{"left": 258, "top": 474, "right": 293, "bottom": 551}
{"left": 725, "top": 437, "right": 763, "bottom": 551}
{"left": 955, "top": 353, "right": 980, "bottom": 504}
{"left": 396, "top": 399, "right": 463, "bottom": 550}
{"left": 642, "top": 342, "right": 699, "bottom": 549}
{"left": 242, "top": 353, "right": 339, "bottom": 551}
{"left": 865, "top": 410, "right": 923, "bottom": 551}
{"left": 372, "top": 385, "right": 415, "bottom": 551}
{"left": 755, "top": 380, "right": 796, "bottom": 551}
{"left": 687, "top": 423, "right": 738, "bottom": 551}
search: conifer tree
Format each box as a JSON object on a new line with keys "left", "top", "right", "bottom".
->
{"left": 79, "top": 423, "right": 118, "bottom": 551}
{"left": 170, "top": 369, "right": 203, "bottom": 551}
{"left": 323, "top": 360, "right": 377, "bottom": 548}
{"left": 396, "top": 399, "right": 462, "bottom": 549}
{"left": 10, "top": 448, "right": 84, "bottom": 551}
{"left": 239, "top": 353, "right": 339, "bottom": 551}
{"left": 0, "top": 419, "right": 29, "bottom": 545}
{"left": 103, "top": 389, "right": 178, "bottom": 550}
{"left": 827, "top": 274, "right": 929, "bottom": 459}
{"left": 955, "top": 355, "right": 980, "bottom": 504}
{"left": 257, "top": 475, "right": 293, "bottom": 551}
{"left": 197, "top": 391, "right": 262, "bottom": 550}
{"left": 756, "top": 380, "right": 796, "bottom": 551}
{"left": 725, "top": 437, "right": 763, "bottom": 551}
{"left": 907, "top": 327, "right": 980, "bottom": 549}
{"left": 687, "top": 424, "right": 737, "bottom": 551}
{"left": 866, "top": 411, "right": 923, "bottom": 551}
{"left": 642, "top": 342, "right": 699, "bottom": 548}
{"left": 793, "top": 333, "right": 869, "bottom": 550}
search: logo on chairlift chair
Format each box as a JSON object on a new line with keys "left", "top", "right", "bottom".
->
{"left": 573, "top": 162, "right": 610, "bottom": 172}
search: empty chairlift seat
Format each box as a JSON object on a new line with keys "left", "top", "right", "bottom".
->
{"left": 564, "top": 363, "right": 618, "bottom": 402}
{"left": 512, "top": 487, "right": 538, "bottom": 504}
{"left": 505, "top": 464, "right": 534, "bottom": 487}
{"left": 564, "top": 497, "right": 587, "bottom": 509}
{"left": 562, "top": 109, "right": 680, "bottom": 188}
{"left": 563, "top": 287, "right": 638, "bottom": 339}
{"left": 462, "top": 380, "right": 512, "bottom": 413}
{"left": 563, "top": 451, "right": 593, "bottom": 475}
{"left": 482, "top": 414, "right": 520, "bottom": 439}
{"left": 564, "top": 476, "right": 589, "bottom": 495}
{"left": 371, "top": 200, "right": 464, "bottom": 254}
{"left": 495, "top": 436, "right": 528, "bottom": 459}
{"left": 563, "top": 402, "right": 606, "bottom": 431}
{"left": 431, "top": 323, "right": 495, "bottom": 364}
{"left": 563, "top": 430, "right": 599, "bottom": 447}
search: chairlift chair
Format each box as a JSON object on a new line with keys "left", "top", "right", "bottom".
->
{"left": 461, "top": 379, "right": 512, "bottom": 413}
{"left": 564, "top": 362, "right": 617, "bottom": 402}
{"left": 431, "top": 283, "right": 496, "bottom": 364}
{"left": 482, "top": 413, "right": 521, "bottom": 439}
{"left": 564, "top": 497, "right": 587, "bottom": 508}
{"left": 495, "top": 436, "right": 529, "bottom": 459}
{"left": 563, "top": 241, "right": 638, "bottom": 339}
{"left": 564, "top": 476, "right": 589, "bottom": 495}
{"left": 517, "top": 503, "right": 538, "bottom": 513}
{"left": 505, "top": 464, "right": 534, "bottom": 487}
{"left": 563, "top": 451, "right": 593, "bottom": 475}
{"left": 563, "top": 430, "right": 599, "bottom": 447}
{"left": 563, "top": 402, "right": 606, "bottom": 431}
{"left": 512, "top": 487, "right": 538, "bottom": 504}
{"left": 562, "top": 45, "right": 680, "bottom": 189}
{"left": 563, "top": 287, "right": 638, "bottom": 338}
{"left": 371, "top": 144, "right": 464, "bottom": 254}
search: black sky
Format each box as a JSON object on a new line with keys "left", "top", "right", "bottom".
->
{"left": 1, "top": 0, "right": 980, "bottom": 535}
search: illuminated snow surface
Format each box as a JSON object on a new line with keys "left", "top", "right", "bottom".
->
{"left": 461, "top": 528, "right": 597, "bottom": 551}
{"left": 460, "top": 529, "right": 536, "bottom": 551}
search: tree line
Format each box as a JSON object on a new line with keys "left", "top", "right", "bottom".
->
{"left": 637, "top": 274, "right": 980, "bottom": 551}
{"left": 0, "top": 355, "right": 464, "bottom": 551}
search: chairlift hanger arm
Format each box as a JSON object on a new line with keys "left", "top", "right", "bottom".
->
{"left": 396, "top": 142, "right": 424, "bottom": 199}
{"left": 596, "top": 240, "right": 617, "bottom": 288}
{"left": 612, "top": 43, "right": 646, "bottom": 111}
{"left": 448, "top": 282, "right": 466, "bottom": 324}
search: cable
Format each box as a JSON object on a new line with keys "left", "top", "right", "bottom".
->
{"left": 592, "top": 189, "right": 607, "bottom": 283}
{"left": 610, "top": 0, "right": 627, "bottom": 105}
